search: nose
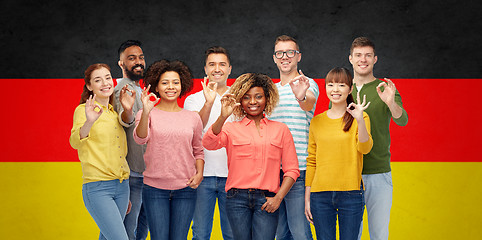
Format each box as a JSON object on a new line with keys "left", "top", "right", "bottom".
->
{"left": 215, "top": 64, "right": 220, "bottom": 71}
{"left": 168, "top": 82, "right": 174, "bottom": 89}
{"left": 249, "top": 97, "right": 256, "bottom": 104}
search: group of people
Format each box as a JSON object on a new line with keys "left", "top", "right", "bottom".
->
{"left": 69, "top": 35, "right": 408, "bottom": 240}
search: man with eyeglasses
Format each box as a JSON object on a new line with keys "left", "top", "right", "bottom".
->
{"left": 269, "top": 35, "right": 318, "bottom": 240}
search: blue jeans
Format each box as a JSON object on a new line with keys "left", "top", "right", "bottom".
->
{"left": 226, "top": 188, "right": 279, "bottom": 240}
{"left": 123, "top": 176, "right": 148, "bottom": 240}
{"left": 311, "top": 188, "right": 365, "bottom": 240}
{"left": 192, "top": 176, "right": 233, "bottom": 240}
{"left": 82, "top": 179, "right": 130, "bottom": 240}
{"left": 142, "top": 184, "right": 197, "bottom": 240}
{"left": 276, "top": 170, "right": 313, "bottom": 240}
{"left": 135, "top": 203, "right": 149, "bottom": 240}
{"left": 357, "top": 172, "right": 393, "bottom": 240}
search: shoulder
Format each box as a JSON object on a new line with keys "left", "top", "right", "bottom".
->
{"left": 185, "top": 90, "right": 204, "bottom": 100}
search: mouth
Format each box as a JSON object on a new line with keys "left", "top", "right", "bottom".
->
{"left": 331, "top": 94, "right": 342, "bottom": 100}
{"left": 165, "top": 91, "right": 178, "bottom": 97}
{"left": 131, "top": 64, "right": 144, "bottom": 72}
{"left": 100, "top": 86, "right": 112, "bottom": 92}
{"left": 211, "top": 73, "right": 224, "bottom": 79}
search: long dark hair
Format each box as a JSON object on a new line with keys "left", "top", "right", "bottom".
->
{"left": 325, "top": 67, "right": 355, "bottom": 132}
{"left": 79, "top": 63, "right": 113, "bottom": 105}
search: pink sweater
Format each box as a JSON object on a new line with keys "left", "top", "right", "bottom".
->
{"left": 134, "top": 108, "right": 204, "bottom": 190}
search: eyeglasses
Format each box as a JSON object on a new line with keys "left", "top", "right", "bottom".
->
{"left": 274, "top": 50, "right": 300, "bottom": 59}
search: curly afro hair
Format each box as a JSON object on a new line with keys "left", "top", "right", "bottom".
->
{"left": 229, "top": 73, "right": 279, "bottom": 119}
{"left": 143, "top": 59, "right": 193, "bottom": 98}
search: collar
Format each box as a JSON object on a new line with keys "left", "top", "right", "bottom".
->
{"left": 94, "top": 100, "right": 114, "bottom": 112}
{"left": 240, "top": 116, "right": 268, "bottom": 126}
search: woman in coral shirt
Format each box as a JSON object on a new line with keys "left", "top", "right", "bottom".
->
{"left": 203, "top": 73, "right": 300, "bottom": 240}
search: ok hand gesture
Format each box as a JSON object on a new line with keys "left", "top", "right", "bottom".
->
{"left": 119, "top": 85, "right": 136, "bottom": 113}
{"left": 289, "top": 70, "right": 310, "bottom": 101}
{"left": 376, "top": 78, "right": 397, "bottom": 107}
{"left": 140, "top": 85, "right": 160, "bottom": 114}
{"left": 220, "top": 93, "right": 240, "bottom": 119}
{"left": 347, "top": 91, "right": 370, "bottom": 121}
{"left": 85, "top": 95, "right": 103, "bottom": 124}
{"left": 201, "top": 76, "right": 218, "bottom": 105}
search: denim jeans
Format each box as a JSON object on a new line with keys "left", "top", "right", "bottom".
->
{"left": 357, "top": 172, "right": 393, "bottom": 240}
{"left": 135, "top": 203, "right": 149, "bottom": 240}
{"left": 82, "top": 179, "right": 130, "bottom": 240}
{"left": 142, "top": 184, "right": 197, "bottom": 240}
{"left": 276, "top": 170, "right": 313, "bottom": 240}
{"left": 192, "top": 176, "right": 233, "bottom": 240}
{"left": 310, "top": 188, "right": 365, "bottom": 240}
{"left": 226, "top": 188, "right": 279, "bottom": 240}
{"left": 123, "top": 176, "right": 148, "bottom": 240}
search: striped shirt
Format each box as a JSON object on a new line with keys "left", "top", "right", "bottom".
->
{"left": 268, "top": 78, "right": 319, "bottom": 170}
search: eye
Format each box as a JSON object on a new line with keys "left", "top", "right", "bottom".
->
{"left": 243, "top": 95, "right": 249, "bottom": 100}
{"left": 128, "top": 57, "right": 134, "bottom": 61}
{"left": 140, "top": 56, "right": 145, "bottom": 60}
{"left": 327, "top": 83, "right": 333, "bottom": 87}
{"left": 174, "top": 81, "right": 180, "bottom": 85}
{"left": 256, "top": 95, "right": 263, "bottom": 99}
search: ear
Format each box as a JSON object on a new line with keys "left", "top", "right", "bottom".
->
{"left": 227, "top": 65, "right": 232, "bottom": 75}
{"left": 118, "top": 60, "right": 123, "bottom": 70}
{"left": 273, "top": 54, "right": 277, "bottom": 63}
{"left": 374, "top": 55, "right": 378, "bottom": 65}
{"left": 349, "top": 54, "right": 353, "bottom": 65}
{"left": 86, "top": 84, "right": 92, "bottom": 91}
{"left": 204, "top": 66, "right": 208, "bottom": 76}
{"left": 297, "top": 52, "right": 302, "bottom": 63}
{"left": 349, "top": 85, "right": 353, "bottom": 94}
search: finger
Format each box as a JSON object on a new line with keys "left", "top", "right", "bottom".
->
{"left": 201, "top": 77, "right": 208, "bottom": 89}
{"left": 376, "top": 82, "right": 386, "bottom": 89}
{"left": 363, "top": 101, "right": 371, "bottom": 110}
{"left": 356, "top": 91, "right": 361, "bottom": 104}
{"left": 261, "top": 202, "right": 268, "bottom": 211}
{"left": 299, "top": 69, "right": 304, "bottom": 76}
{"left": 362, "top": 94, "right": 367, "bottom": 106}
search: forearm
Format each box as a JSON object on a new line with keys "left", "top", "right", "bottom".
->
{"left": 298, "top": 91, "right": 316, "bottom": 111}
{"left": 388, "top": 101, "right": 403, "bottom": 119}
{"left": 356, "top": 117, "right": 370, "bottom": 143}
{"left": 212, "top": 115, "right": 228, "bottom": 135}
{"left": 79, "top": 121, "right": 94, "bottom": 139}
{"left": 195, "top": 159, "right": 204, "bottom": 175}
{"left": 274, "top": 176, "right": 296, "bottom": 201}
{"left": 121, "top": 109, "right": 134, "bottom": 125}
{"left": 135, "top": 112, "right": 150, "bottom": 138}
{"left": 197, "top": 102, "right": 214, "bottom": 128}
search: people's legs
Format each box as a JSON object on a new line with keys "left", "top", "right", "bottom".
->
{"left": 337, "top": 189, "right": 365, "bottom": 240}
{"left": 252, "top": 191, "right": 279, "bottom": 240}
{"left": 170, "top": 186, "right": 197, "bottom": 240}
{"left": 282, "top": 170, "right": 313, "bottom": 240}
{"left": 310, "top": 191, "right": 337, "bottom": 240}
{"left": 82, "top": 179, "right": 129, "bottom": 240}
{"left": 275, "top": 200, "right": 292, "bottom": 240}
{"left": 363, "top": 172, "right": 393, "bottom": 240}
{"left": 226, "top": 189, "right": 253, "bottom": 240}
{"left": 135, "top": 202, "right": 149, "bottom": 240}
{"left": 124, "top": 176, "right": 143, "bottom": 240}
{"left": 216, "top": 177, "right": 234, "bottom": 240}
{"left": 192, "top": 177, "right": 217, "bottom": 240}
{"left": 142, "top": 184, "right": 170, "bottom": 240}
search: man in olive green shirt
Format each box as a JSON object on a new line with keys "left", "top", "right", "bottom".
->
{"left": 349, "top": 37, "right": 408, "bottom": 240}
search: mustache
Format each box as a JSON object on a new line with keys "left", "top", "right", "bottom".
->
{"left": 130, "top": 64, "right": 145, "bottom": 71}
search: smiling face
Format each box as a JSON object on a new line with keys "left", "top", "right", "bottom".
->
{"left": 120, "top": 46, "right": 145, "bottom": 81}
{"left": 87, "top": 67, "right": 114, "bottom": 102}
{"left": 273, "top": 40, "right": 301, "bottom": 74}
{"left": 156, "top": 71, "right": 181, "bottom": 101}
{"left": 349, "top": 46, "right": 377, "bottom": 77}
{"left": 204, "top": 53, "right": 231, "bottom": 86}
{"left": 326, "top": 81, "right": 352, "bottom": 105}
{"left": 241, "top": 86, "right": 266, "bottom": 121}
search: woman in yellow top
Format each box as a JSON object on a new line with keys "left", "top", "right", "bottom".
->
{"left": 70, "top": 63, "right": 135, "bottom": 240}
{"left": 304, "top": 67, "right": 373, "bottom": 240}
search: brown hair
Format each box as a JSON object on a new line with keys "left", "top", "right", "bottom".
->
{"left": 274, "top": 35, "right": 300, "bottom": 51}
{"left": 80, "top": 63, "right": 113, "bottom": 104}
{"left": 350, "top": 37, "right": 376, "bottom": 55}
{"left": 143, "top": 59, "right": 193, "bottom": 98}
{"left": 325, "top": 67, "right": 355, "bottom": 132}
{"left": 205, "top": 46, "right": 231, "bottom": 65}
{"left": 229, "top": 73, "right": 279, "bottom": 119}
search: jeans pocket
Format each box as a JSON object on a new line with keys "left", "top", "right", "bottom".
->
{"left": 383, "top": 172, "right": 393, "bottom": 187}
{"left": 83, "top": 181, "right": 102, "bottom": 191}
{"left": 226, "top": 188, "right": 238, "bottom": 199}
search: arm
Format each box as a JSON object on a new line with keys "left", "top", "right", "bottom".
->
{"left": 187, "top": 114, "right": 205, "bottom": 188}
{"left": 305, "top": 186, "right": 313, "bottom": 224}
{"left": 289, "top": 70, "right": 317, "bottom": 111}
{"left": 211, "top": 93, "right": 239, "bottom": 135}
{"left": 347, "top": 92, "right": 371, "bottom": 143}
{"left": 135, "top": 85, "right": 160, "bottom": 139}
{"left": 187, "top": 159, "right": 204, "bottom": 189}
{"left": 377, "top": 78, "right": 408, "bottom": 125}
{"left": 119, "top": 85, "right": 136, "bottom": 126}
{"left": 79, "top": 95, "right": 103, "bottom": 139}
{"left": 261, "top": 176, "right": 295, "bottom": 213}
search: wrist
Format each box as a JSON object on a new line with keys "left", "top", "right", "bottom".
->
{"left": 296, "top": 95, "right": 307, "bottom": 102}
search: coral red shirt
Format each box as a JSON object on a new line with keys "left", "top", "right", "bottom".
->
{"left": 203, "top": 117, "right": 300, "bottom": 193}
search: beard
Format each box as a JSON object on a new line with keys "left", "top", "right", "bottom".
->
{"left": 124, "top": 64, "right": 144, "bottom": 81}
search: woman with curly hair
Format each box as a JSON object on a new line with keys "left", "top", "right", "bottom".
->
{"left": 133, "top": 59, "right": 204, "bottom": 240}
{"left": 202, "top": 73, "right": 300, "bottom": 240}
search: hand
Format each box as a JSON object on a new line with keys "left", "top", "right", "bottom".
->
{"left": 304, "top": 197, "right": 313, "bottom": 224}
{"left": 261, "top": 196, "right": 282, "bottom": 213}
{"left": 119, "top": 85, "right": 136, "bottom": 113}
{"left": 220, "top": 93, "right": 240, "bottom": 119}
{"left": 186, "top": 173, "right": 203, "bottom": 189}
{"left": 376, "top": 78, "right": 397, "bottom": 107}
{"left": 347, "top": 91, "right": 371, "bottom": 121}
{"left": 201, "top": 76, "right": 217, "bottom": 105}
{"left": 289, "top": 70, "right": 310, "bottom": 101}
{"left": 140, "top": 85, "right": 160, "bottom": 113}
{"left": 85, "top": 95, "right": 103, "bottom": 123}
{"left": 126, "top": 200, "right": 132, "bottom": 215}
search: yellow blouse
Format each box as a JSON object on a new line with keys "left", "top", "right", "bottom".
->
{"left": 70, "top": 102, "right": 130, "bottom": 183}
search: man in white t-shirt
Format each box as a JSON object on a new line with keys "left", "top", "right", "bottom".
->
{"left": 184, "top": 46, "right": 234, "bottom": 240}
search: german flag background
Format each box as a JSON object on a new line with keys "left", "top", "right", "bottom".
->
{"left": 1, "top": 0, "right": 481, "bottom": 239}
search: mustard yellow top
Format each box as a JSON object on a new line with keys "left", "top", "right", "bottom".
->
{"left": 69, "top": 102, "right": 130, "bottom": 184}
{"left": 306, "top": 111, "right": 373, "bottom": 192}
